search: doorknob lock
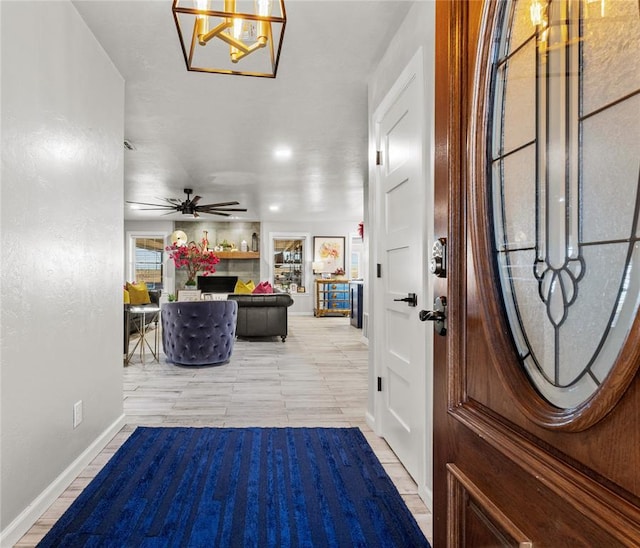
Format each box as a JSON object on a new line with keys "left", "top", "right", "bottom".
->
{"left": 394, "top": 293, "right": 418, "bottom": 307}
{"left": 430, "top": 238, "right": 447, "bottom": 278}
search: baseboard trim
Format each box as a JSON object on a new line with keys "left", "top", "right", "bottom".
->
{"left": 0, "top": 414, "right": 126, "bottom": 548}
{"left": 365, "top": 411, "right": 377, "bottom": 432}
{"left": 418, "top": 483, "right": 434, "bottom": 513}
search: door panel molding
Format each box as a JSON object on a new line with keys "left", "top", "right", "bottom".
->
{"left": 451, "top": 403, "right": 640, "bottom": 545}
{"left": 447, "top": 464, "right": 532, "bottom": 547}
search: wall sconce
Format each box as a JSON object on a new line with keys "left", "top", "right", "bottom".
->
{"left": 530, "top": 0, "right": 547, "bottom": 27}
{"left": 172, "top": 0, "right": 287, "bottom": 78}
{"left": 529, "top": 0, "right": 546, "bottom": 27}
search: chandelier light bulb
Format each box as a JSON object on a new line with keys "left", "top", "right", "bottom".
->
{"left": 229, "top": 17, "right": 244, "bottom": 62}
{"left": 233, "top": 16, "right": 243, "bottom": 39}
{"left": 195, "top": 0, "right": 210, "bottom": 43}
{"left": 256, "top": 0, "right": 272, "bottom": 44}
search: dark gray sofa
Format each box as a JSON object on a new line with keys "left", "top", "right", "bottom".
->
{"left": 227, "top": 293, "right": 294, "bottom": 342}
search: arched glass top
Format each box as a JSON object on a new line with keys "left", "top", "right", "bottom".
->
{"left": 489, "top": 0, "right": 640, "bottom": 408}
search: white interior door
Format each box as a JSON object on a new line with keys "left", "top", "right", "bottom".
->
{"left": 373, "top": 50, "right": 429, "bottom": 490}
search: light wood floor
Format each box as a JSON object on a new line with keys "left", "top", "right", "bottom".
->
{"left": 17, "top": 316, "right": 433, "bottom": 546}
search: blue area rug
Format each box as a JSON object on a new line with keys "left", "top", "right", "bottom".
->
{"left": 38, "top": 427, "right": 430, "bottom": 547}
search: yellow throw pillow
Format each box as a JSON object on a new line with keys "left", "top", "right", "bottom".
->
{"left": 123, "top": 289, "right": 130, "bottom": 304}
{"left": 234, "top": 280, "right": 255, "bottom": 294}
{"left": 126, "top": 282, "right": 151, "bottom": 305}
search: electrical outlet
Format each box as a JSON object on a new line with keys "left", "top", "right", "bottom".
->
{"left": 73, "top": 400, "right": 83, "bottom": 428}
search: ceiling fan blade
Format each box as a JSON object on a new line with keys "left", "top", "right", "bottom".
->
{"left": 126, "top": 201, "right": 176, "bottom": 209}
{"left": 197, "top": 201, "right": 240, "bottom": 208}
{"left": 129, "top": 191, "right": 243, "bottom": 218}
{"left": 200, "top": 207, "right": 248, "bottom": 213}
{"left": 134, "top": 207, "right": 180, "bottom": 211}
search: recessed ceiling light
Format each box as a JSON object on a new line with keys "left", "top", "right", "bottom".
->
{"left": 269, "top": 204, "right": 280, "bottom": 212}
{"left": 274, "top": 147, "right": 292, "bottom": 160}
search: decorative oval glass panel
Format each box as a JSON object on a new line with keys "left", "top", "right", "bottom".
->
{"left": 489, "top": 0, "right": 640, "bottom": 409}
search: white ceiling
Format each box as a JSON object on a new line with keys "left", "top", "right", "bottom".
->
{"left": 72, "top": 1, "right": 413, "bottom": 222}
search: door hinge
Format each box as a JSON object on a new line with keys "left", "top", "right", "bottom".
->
{"left": 377, "top": 377, "right": 382, "bottom": 392}
{"left": 376, "top": 150, "right": 383, "bottom": 165}
{"left": 377, "top": 263, "right": 382, "bottom": 278}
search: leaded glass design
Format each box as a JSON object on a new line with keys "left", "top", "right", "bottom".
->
{"left": 490, "top": 0, "right": 640, "bottom": 408}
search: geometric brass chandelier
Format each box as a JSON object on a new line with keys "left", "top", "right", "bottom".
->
{"left": 172, "top": 0, "right": 287, "bottom": 78}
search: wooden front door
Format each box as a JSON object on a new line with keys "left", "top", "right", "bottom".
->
{"left": 433, "top": 1, "right": 640, "bottom": 545}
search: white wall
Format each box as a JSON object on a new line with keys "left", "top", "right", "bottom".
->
{"left": 261, "top": 220, "right": 360, "bottom": 315}
{"left": 366, "top": 1, "right": 436, "bottom": 506}
{"left": 1, "top": 1, "right": 125, "bottom": 541}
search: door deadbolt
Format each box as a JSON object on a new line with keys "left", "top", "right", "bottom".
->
{"left": 430, "top": 238, "right": 447, "bottom": 278}
{"left": 419, "top": 296, "right": 447, "bottom": 336}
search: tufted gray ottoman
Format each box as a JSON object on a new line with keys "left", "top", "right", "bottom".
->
{"left": 161, "top": 300, "right": 238, "bottom": 366}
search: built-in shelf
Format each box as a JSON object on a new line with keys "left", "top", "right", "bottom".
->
{"left": 215, "top": 251, "right": 260, "bottom": 260}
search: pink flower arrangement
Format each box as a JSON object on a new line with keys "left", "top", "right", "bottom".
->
{"left": 166, "top": 240, "right": 219, "bottom": 285}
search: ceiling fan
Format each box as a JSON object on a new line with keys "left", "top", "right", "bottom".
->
{"left": 127, "top": 188, "right": 247, "bottom": 218}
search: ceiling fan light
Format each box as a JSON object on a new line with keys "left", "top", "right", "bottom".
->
{"left": 172, "top": 0, "right": 286, "bottom": 78}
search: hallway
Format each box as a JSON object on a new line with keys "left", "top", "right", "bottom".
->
{"left": 17, "top": 316, "right": 432, "bottom": 545}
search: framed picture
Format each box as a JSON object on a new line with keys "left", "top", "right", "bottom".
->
{"left": 297, "top": 285, "right": 306, "bottom": 293}
{"left": 313, "top": 236, "right": 345, "bottom": 274}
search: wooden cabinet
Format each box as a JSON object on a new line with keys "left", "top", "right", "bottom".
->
{"left": 315, "top": 279, "right": 350, "bottom": 317}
